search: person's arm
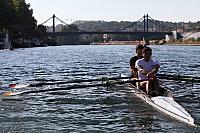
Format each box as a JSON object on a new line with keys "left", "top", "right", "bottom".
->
{"left": 130, "top": 57, "right": 138, "bottom": 78}
{"left": 147, "top": 65, "right": 159, "bottom": 76}
{"left": 138, "top": 66, "right": 148, "bottom": 75}
{"left": 130, "top": 66, "right": 137, "bottom": 78}
{"left": 146, "top": 60, "right": 160, "bottom": 78}
{"left": 135, "top": 60, "right": 148, "bottom": 76}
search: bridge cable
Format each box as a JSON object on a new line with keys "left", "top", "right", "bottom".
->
{"left": 55, "top": 16, "right": 69, "bottom": 26}
{"left": 148, "top": 18, "right": 170, "bottom": 31}
{"left": 39, "top": 16, "right": 53, "bottom": 25}
{"left": 148, "top": 19, "right": 169, "bottom": 32}
{"left": 55, "top": 16, "right": 87, "bottom": 32}
{"left": 148, "top": 16, "right": 172, "bottom": 32}
{"left": 119, "top": 16, "right": 143, "bottom": 31}
{"left": 119, "top": 16, "right": 144, "bottom": 31}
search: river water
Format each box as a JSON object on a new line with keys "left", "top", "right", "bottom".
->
{"left": 0, "top": 45, "right": 200, "bottom": 132}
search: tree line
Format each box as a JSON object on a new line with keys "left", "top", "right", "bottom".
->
{"left": 0, "top": 0, "right": 37, "bottom": 36}
{"left": 73, "top": 20, "right": 200, "bottom": 33}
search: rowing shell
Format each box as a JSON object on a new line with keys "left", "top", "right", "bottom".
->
{"left": 120, "top": 74, "right": 196, "bottom": 126}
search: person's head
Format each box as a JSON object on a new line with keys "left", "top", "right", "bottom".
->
{"left": 142, "top": 47, "right": 152, "bottom": 61}
{"left": 135, "top": 44, "right": 144, "bottom": 58}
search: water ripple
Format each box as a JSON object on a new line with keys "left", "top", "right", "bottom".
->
{"left": 0, "top": 45, "right": 200, "bottom": 132}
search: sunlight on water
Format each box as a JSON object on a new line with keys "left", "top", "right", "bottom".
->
{"left": 0, "top": 45, "right": 200, "bottom": 132}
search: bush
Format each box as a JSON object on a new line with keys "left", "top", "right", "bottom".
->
{"left": 196, "top": 37, "right": 200, "bottom": 42}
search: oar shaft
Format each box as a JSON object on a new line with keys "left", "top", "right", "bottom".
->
{"left": 36, "top": 76, "right": 131, "bottom": 86}
{"left": 22, "top": 83, "right": 107, "bottom": 94}
{"left": 7, "top": 79, "right": 148, "bottom": 96}
{"left": 26, "top": 80, "right": 140, "bottom": 94}
{"left": 10, "top": 76, "right": 132, "bottom": 88}
{"left": 157, "top": 74, "right": 200, "bottom": 82}
{"left": 158, "top": 73, "right": 200, "bottom": 79}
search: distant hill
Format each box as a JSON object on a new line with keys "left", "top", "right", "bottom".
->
{"left": 73, "top": 20, "right": 200, "bottom": 33}
{"left": 47, "top": 20, "right": 200, "bottom": 34}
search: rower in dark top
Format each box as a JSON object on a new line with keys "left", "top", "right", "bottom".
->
{"left": 129, "top": 44, "right": 145, "bottom": 79}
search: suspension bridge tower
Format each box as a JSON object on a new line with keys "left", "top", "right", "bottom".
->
{"left": 39, "top": 14, "right": 70, "bottom": 45}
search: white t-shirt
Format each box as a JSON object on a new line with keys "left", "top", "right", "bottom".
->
{"left": 135, "top": 59, "right": 160, "bottom": 79}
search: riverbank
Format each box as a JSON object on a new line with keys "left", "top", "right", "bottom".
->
{"left": 90, "top": 40, "right": 200, "bottom": 46}
{"left": 90, "top": 41, "right": 142, "bottom": 45}
{"left": 167, "top": 39, "right": 200, "bottom": 45}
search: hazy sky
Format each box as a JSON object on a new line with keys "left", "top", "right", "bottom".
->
{"left": 26, "top": 0, "right": 199, "bottom": 25}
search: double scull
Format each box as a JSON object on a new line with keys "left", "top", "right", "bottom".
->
{"left": 119, "top": 74, "right": 196, "bottom": 126}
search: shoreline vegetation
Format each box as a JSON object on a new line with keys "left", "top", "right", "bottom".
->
{"left": 167, "top": 39, "right": 200, "bottom": 45}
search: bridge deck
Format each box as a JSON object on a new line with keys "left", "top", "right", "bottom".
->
{"left": 47, "top": 31, "right": 172, "bottom": 36}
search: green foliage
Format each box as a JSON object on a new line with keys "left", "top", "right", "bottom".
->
{"left": 188, "top": 21, "right": 200, "bottom": 31}
{"left": 196, "top": 37, "right": 200, "bottom": 42}
{"left": 0, "top": 0, "right": 37, "bottom": 35}
{"left": 0, "top": 0, "right": 16, "bottom": 26}
{"left": 35, "top": 25, "right": 47, "bottom": 39}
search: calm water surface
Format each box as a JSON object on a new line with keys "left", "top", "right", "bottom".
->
{"left": 0, "top": 45, "right": 200, "bottom": 132}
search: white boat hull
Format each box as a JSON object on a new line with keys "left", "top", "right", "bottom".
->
{"left": 120, "top": 74, "right": 195, "bottom": 126}
{"left": 150, "top": 96, "right": 194, "bottom": 126}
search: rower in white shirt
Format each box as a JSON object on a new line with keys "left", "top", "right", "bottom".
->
{"left": 135, "top": 47, "right": 160, "bottom": 96}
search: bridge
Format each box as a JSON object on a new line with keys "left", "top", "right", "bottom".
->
{"left": 41, "top": 14, "right": 180, "bottom": 42}
{"left": 47, "top": 31, "right": 172, "bottom": 36}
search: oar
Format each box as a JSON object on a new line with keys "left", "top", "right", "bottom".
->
{"left": 9, "top": 76, "right": 132, "bottom": 89}
{"left": 3, "top": 79, "right": 149, "bottom": 96}
{"left": 157, "top": 74, "right": 200, "bottom": 83}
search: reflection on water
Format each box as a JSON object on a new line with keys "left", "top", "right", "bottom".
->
{"left": 0, "top": 45, "right": 200, "bottom": 132}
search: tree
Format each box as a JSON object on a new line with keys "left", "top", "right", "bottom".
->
{"left": 196, "top": 37, "right": 200, "bottom": 42}
{"left": 0, "top": 0, "right": 16, "bottom": 31}
{"left": 0, "top": 0, "right": 37, "bottom": 36}
{"left": 35, "top": 25, "right": 47, "bottom": 39}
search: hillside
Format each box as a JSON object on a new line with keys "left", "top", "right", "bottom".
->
{"left": 48, "top": 20, "right": 189, "bottom": 32}
{"left": 73, "top": 20, "right": 200, "bottom": 33}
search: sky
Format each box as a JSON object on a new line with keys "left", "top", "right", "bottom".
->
{"left": 26, "top": 0, "right": 199, "bottom": 26}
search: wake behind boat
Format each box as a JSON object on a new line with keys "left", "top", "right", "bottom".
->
{"left": 119, "top": 74, "right": 196, "bottom": 126}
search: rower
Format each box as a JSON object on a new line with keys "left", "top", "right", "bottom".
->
{"left": 129, "top": 44, "right": 144, "bottom": 81}
{"left": 135, "top": 47, "right": 160, "bottom": 96}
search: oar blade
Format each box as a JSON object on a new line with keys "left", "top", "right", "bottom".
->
{"left": 9, "top": 84, "right": 30, "bottom": 89}
{"left": 1, "top": 91, "right": 23, "bottom": 96}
